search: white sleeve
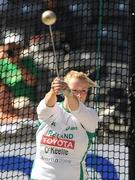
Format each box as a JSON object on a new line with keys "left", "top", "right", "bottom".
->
{"left": 70, "top": 102, "right": 99, "bottom": 132}
{"left": 36, "top": 100, "right": 67, "bottom": 125}
{"left": 37, "top": 99, "right": 57, "bottom": 123}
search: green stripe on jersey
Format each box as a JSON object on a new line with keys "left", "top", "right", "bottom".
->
{"left": 80, "top": 131, "right": 96, "bottom": 180}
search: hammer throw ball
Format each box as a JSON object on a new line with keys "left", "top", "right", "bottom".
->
{"left": 41, "top": 10, "right": 57, "bottom": 26}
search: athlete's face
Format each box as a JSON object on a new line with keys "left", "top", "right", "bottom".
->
{"left": 68, "top": 78, "right": 89, "bottom": 103}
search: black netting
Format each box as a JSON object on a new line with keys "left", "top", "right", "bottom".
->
{"left": 0, "top": 0, "right": 133, "bottom": 179}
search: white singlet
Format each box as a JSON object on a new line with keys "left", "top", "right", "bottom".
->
{"left": 31, "top": 100, "right": 98, "bottom": 180}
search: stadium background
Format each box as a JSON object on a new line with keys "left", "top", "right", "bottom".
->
{"left": 0, "top": 0, "right": 134, "bottom": 179}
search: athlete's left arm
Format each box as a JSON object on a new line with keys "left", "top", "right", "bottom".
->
{"left": 70, "top": 102, "right": 99, "bottom": 132}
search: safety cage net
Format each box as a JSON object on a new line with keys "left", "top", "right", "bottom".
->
{"left": 0, "top": 0, "right": 133, "bottom": 179}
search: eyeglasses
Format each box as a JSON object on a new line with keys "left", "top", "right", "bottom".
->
{"left": 71, "top": 89, "right": 88, "bottom": 94}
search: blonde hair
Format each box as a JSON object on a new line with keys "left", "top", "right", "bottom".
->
{"left": 64, "top": 70, "right": 96, "bottom": 88}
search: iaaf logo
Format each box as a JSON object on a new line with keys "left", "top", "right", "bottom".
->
{"left": 40, "top": 135, "right": 75, "bottom": 149}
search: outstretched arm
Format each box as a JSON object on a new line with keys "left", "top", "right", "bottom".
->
{"left": 37, "top": 78, "right": 66, "bottom": 122}
{"left": 64, "top": 89, "right": 98, "bottom": 132}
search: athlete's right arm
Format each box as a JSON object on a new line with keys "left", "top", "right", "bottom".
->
{"left": 44, "top": 89, "right": 57, "bottom": 108}
{"left": 36, "top": 98, "right": 56, "bottom": 122}
{"left": 37, "top": 77, "right": 67, "bottom": 122}
{"left": 37, "top": 88, "right": 57, "bottom": 122}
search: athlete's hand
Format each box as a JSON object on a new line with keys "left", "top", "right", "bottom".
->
{"left": 51, "top": 77, "right": 69, "bottom": 95}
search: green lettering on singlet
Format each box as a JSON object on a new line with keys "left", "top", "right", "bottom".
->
{"left": 62, "top": 133, "right": 73, "bottom": 139}
{"left": 48, "top": 130, "right": 74, "bottom": 139}
{"left": 48, "top": 130, "right": 55, "bottom": 136}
